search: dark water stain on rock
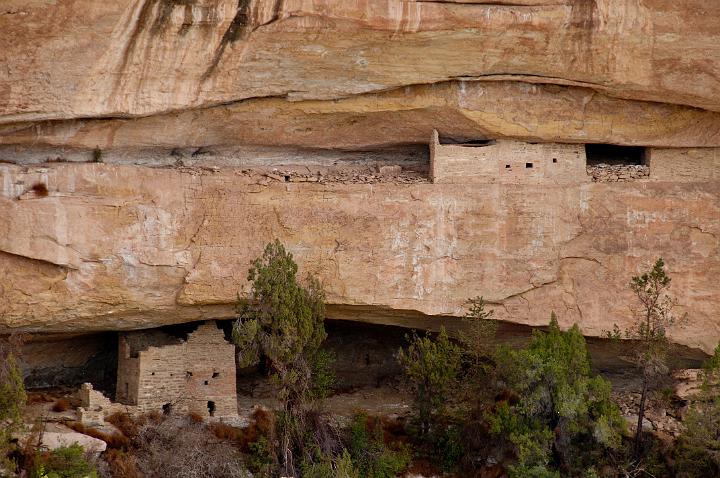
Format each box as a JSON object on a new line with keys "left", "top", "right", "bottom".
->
{"left": 568, "top": 0, "right": 597, "bottom": 67}
{"left": 201, "top": 0, "right": 256, "bottom": 80}
{"left": 115, "top": 0, "right": 199, "bottom": 91}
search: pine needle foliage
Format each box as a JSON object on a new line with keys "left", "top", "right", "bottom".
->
{"left": 460, "top": 296, "right": 497, "bottom": 375}
{"left": 232, "top": 239, "right": 329, "bottom": 476}
{"left": 0, "top": 335, "right": 26, "bottom": 474}
{"left": 674, "top": 343, "right": 720, "bottom": 477}
{"left": 489, "top": 314, "right": 624, "bottom": 477}
{"left": 606, "top": 258, "right": 684, "bottom": 457}
{"left": 234, "top": 239, "right": 326, "bottom": 371}
{"left": 397, "top": 327, "right": 462, "bottom": 440}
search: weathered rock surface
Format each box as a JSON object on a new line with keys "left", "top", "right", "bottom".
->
{"left": 4, "top": 81, "right": 720, "bottom": 154}
{"left": 1, "top": 1, "right": 719, "bottom": 357}
{"left": 1, "top": 1, "right": 720, "bottom": 150}
{"left": 17, "top": 423, "right": 108, "bottom": 456}
{"left": 1, "top": 163, "right": 718, "bottom": 353}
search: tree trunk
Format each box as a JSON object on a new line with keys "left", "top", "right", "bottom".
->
{"left": 634, "top": 378, "right": 649, "bottom": 458}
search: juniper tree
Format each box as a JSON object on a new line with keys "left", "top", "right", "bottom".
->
{"left": 489, "top": 314, "right": 624, "bottom": 477}
{"left": 397, "top": 327, "right": 461, "bottom": 440}
{"left": 0, "top": 335, "right": 26, "bottom": 473}
{"left": 607, "top": 258, "right": 684, "bottom": 457}
{"left": 233, "top": 239, "right": 328, "bottom": 476}
{"left": 674, "top": 343, "right": 720, "bottom": 477}
{"left": 460, "top": 296, "right": 497, "bottom": 376}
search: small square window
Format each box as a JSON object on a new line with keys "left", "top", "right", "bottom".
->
{"left": 526, "top": 163, "right": 533, "bottom": 168}
{"left": 552, "top": 158, "right": 557, "bottom": 163}
{"left": 505, "top": 164, "right": 511, "bottom": 169}
{"left": 204, "top": 380, "right": 209, "bottom": 385}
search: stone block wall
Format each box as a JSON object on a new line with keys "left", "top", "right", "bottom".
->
{"left": 184, "top": 322, "right": 237, "bottom": 417}
{"left": 587, "top": 164, "right": 650, "bottom": 182}
{"left": 135, "top": 339, "right": 187, "bottom": 413}
{"left": 429, "top": 130, "right": 586, "bottom": 185}
{"left": 77, "top": 382, "right": 113, "bottom": 410}
{"left": 648, "top": 148, "right": 720, "bottom": 182}
{"left": 116, "top": 339, "right": 141, "bottom": 405}
{"left": 77, "top": 382, "right": 127, "bottom": 424}
{"left": 116, "top": 321, "right": 237, "bottom": 417}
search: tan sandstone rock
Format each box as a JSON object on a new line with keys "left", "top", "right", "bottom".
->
{"left": 1, "top": 162, "right": 718, "bottom": 354}
{"left": 0, "top": 1, "right": 719, "bottom": 358}
{"left": 1, "top": 1, "right": 719, "bottom": 150}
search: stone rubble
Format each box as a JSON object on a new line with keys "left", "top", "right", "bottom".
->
{"left": 175, "top": 164, "right": 428, "bottom": 184}
{"left": 612, "top": 389, "right": 684, "bottom": 439}
{"left": 249, "top": 166, "right": 428, "bottom": 184}
{"left": 587, "top": 164, "right": 650, "bottom": 182}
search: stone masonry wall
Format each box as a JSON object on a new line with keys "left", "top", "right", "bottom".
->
{"left": 116, "top": 339, "right": 140, "bottom": 406}
{"left": 116, "top": 322, "right": 237, "bottom": 417}
{"left": 587, "top": 164, "right": 650, "bottom": 182}
{"left": 183, "top": 322, "right": 237, "bottom": 417}
{"left": 648, "top": 148, "right": 720, "bottom": 182}
{"left": 135, "top": 339, "right": 187, "bottom": 413}
{"left": 430, "top": 130, "right": 586, "bottom": 185}
{"left": 77, "top": 383, "right": 126, "bottom": 425}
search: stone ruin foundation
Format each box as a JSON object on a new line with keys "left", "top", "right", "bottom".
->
{"left": 586, "top": 164, "right": 650, "bottom": 182}
{"left": 115, "top": 321, "right": 237, "bottom": 418}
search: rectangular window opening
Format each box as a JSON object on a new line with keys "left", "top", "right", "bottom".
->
{"left": 525, "top": 163, "right": 533, "bottom": 168}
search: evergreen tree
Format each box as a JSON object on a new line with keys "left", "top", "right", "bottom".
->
{"left": 460, "top": 296, "right": 497, "bottom": 378}
{"left": 489, "top": 314, "right": 624, "bottom": 477}
{"left": 397, "top": 327, "right": 461, "bottom": 440}
{"left": 0, "top": 335, "right": 26, "bottom": 473}
{"left": 233, "top": 239, "right": 328, "bottom": 476}
{"left": 674, "top": 343, "right": 720, "bottom": 477}
{"left": 607, "top": 258, "right": 683, "bottom": 457}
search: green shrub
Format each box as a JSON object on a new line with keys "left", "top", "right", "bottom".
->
{"left": 433, "top": 421, "right": 464, "bottom": 472}
{"left": 346, "top": 413, "right": 410, "bottom": 478}
{"left": 397, "top": 327, "right": 461, "bottom": 440}
{"left": 0, "top": 337, "right": 26, "bottom": 473}
{"left": 247, "top": 435, "right": 274, "bottom": 477}
{"left": 673, "top": 342, "right": 720, "bottom": 477}
{"left": 301, "top": 448, "right": 361, "bottom": 478}
{"left": 488, "top": 314, "right": 624, "bottom": 476}
{"left": 310, "top": 349, "right": 336, "bottom": 402}
{"left": 335, "top": 449, "right": 360, "bottom": 478}
{"left": 31, "top": 443, "right": 98, "bottom": 478}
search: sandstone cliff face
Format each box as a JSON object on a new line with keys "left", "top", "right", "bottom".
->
{"left": 1, "top": 163, "right": 718, "bottom": 352}
{"left": 1, "top": 1, "right": 719, "bottom": 354}
{"left": 1, "top": 0, "right": 720, "bottom": 149}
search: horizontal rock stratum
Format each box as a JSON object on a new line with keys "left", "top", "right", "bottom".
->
{"left": 0, "top": 1, "right": 719, "bottom": 354}
{"left": 1, "top": 0, "right": 720, "bottom": 149}
{"left": 1, "top": 155, "right": 719, "bottom": 353}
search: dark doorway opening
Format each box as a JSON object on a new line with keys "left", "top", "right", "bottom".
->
{"left": 207, "top": 401, "right": 216, "bottom": 417}
{"left": 162, "top": 403, "right": 172, "bottom": 415}
{"left": 585, "top": 144, "right": 646, "bottom": 166}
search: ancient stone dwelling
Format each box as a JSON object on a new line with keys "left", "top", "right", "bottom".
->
{"left": 116, "top": 321, "right": 237, "bottom": 417}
